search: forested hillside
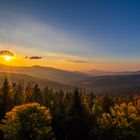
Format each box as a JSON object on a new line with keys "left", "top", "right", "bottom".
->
{"left": 0, "top": 72, "right": 72, "bottom": 91}
{"left": 0, "top": 78, "right": 139, "bottom": 140}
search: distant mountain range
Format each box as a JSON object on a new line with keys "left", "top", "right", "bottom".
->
{"left": 0, "top": 64, "right": 90, "bottom": 85}
{"left": 0, "top": 64, "right": 140, "bottom": 94}
{"left": 80, "top": 74, "right": 140, "bottom": 94}
{"left": 0, "top": 72, "right": 72, "bottom": 91}
{"left": 86, "top": 69, "right": 140, "bottom": 76}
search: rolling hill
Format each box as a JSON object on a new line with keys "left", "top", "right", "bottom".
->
{"left": 86, "top": 69, "right": 140, "bottom": 76}
{"left": 0, "top": 72, "right": 72, "bottom": 91}
{"left": 79, "top": 74, "right": 140, "bottom": 94}
{"left": 0, "top": 64, "right": 140, "bottom": 94}
{"left": 0, "top": 64, "right": 90, "bottom": 85}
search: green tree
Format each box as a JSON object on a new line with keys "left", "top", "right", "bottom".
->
{"left": 1, "top": 103, "right": 55, "bottom": 140}
{"left": 65, "top": 88, "right": 90, "bottom": 140}
{"left": 42, "top": 86, "right": 50, "bottom": 106}
{"left": 29, "top": 84, "right": 42, "bottom": 103}
{"left": 0, "top": 78, "right": 9, "bottom": 118}
{"left": 23, "top": 82, "right": 33, "bottom": 103}
{"left": 11, "top": 82, "right": 23, "bottom": 107}
{"left": 50, "top": 90, "right": 66, "bottom": 140}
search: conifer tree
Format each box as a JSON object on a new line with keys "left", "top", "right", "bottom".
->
{"left": 26, "top": 84, "right": 42, "bottom": 104}
{"left": 0, "top": 78, "right": 9, "bottom": 118}
{"left": 66, "top": 88, "right": 90, "bottom": 140}
{"left": 42, "top": 86, "right": 50, "bottom": 106}
{"left": 11, "top": 82, "right": 23, "bottom": 107}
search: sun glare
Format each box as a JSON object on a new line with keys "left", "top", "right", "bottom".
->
{"left": 4, "top": 55, "right": 12, "bottom": 61}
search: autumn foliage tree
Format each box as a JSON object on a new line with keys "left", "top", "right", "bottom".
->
{"left": 97, "top": 102, "right": 140, "bottom": 140}
{"left": 1, "top": 103, "right": 55, "bottom": 140}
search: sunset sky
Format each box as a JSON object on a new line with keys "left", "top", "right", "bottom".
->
{"left": 0, "top": 0, "right": 140, "bottom": 71}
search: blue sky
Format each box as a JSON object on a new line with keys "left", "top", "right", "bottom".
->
{"left": 0, "top": 0, "right": 140, "bottom": 71}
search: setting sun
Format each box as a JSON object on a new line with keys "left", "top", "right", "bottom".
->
{"left": 3, "top": 55, "right": 13, "bottom": 61}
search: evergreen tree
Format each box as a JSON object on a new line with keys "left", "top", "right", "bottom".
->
{"left": 50, "top": 90, "right": 66, "bottom": 140}
{"left": 25, "top": 83, "right": 42, "bottom": 104}
{"left": 23, "top": 82, "right": 33, "bottom": 103}
{"left": 30, "top": 84, "right": 42, "bottom": 103}
{"left": 42, "top": 86, "right": 50, "bottom": 106}
{"left": 0, "top": 78, "right": 9, "bottom": 118}
{"left": 65, "top": 88, "right": 90, "bottom": 140}
{"left": 11, "top": 82, "right": 23, "bottom": 107}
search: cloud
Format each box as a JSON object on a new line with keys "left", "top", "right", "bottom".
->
{"left": 24, "top": 56, "right": 28, "bottom": 59}
{"left": 29, "top": 56, "right": 43, "bottom": 59}
{"left": 0, "top": 18, "right": 94, "bottom": 57}
{"left": 0, "top": 50, "right": 14, "bottom": 56}
{"left": 67, "top": 60, "right": 88, "bottom": 63}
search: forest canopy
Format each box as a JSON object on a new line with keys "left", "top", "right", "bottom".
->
{"left": 0, "top": 78, "right": 139, "bottom": 140}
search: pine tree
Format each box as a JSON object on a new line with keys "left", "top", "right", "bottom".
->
{"left": 65, "top": 88, "right": 90, "bottom": 140}
{"left": 11, "top": 82, "right": 23, "bottom": 106}
{"left": 42, "top": 86, "right": 50, "bottom": 106}
{"left": 30, "top": 84, "right": 42, "bottom": 103}
{"left": 24, "top": 82, "right": 33, "bottom": 103}
{"left": 0, "top": 78, "right": 9, "bottom": 118}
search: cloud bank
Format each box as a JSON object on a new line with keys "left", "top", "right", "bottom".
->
{"left": 29, "top": 56, "right": 43, "bottom": 59}
{"left": 0, "top": 50, "right": 14, "bottom": 56}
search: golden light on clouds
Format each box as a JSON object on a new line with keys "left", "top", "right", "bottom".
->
{"left": 0, "top": 49, "right": 15, "bottom": 62}
{"left": 0, "top": 44, "right": 139, "bottom": 72}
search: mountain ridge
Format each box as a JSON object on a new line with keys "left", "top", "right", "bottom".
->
{"left": 1, "top": 64, "right": 140, "bottom": 94}
{"left": 0, "top": 72, "right": 72, "bottom": 91}
{"left": 0, "top": 64, "right": 90, "bottom": 85}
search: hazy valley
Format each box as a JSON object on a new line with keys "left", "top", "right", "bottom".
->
{"left": 0, "top": 64, "right": 140, "bottom": 94}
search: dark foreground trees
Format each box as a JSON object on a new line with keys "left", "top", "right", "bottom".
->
{"left": 0, "top": 78, "right": 9, "bottom": 119}
{"left": 0, "top": 78, "right": 139, "bottom": 140}
{"left": 64, "top": 88, "right": 91, "bottom": 140}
